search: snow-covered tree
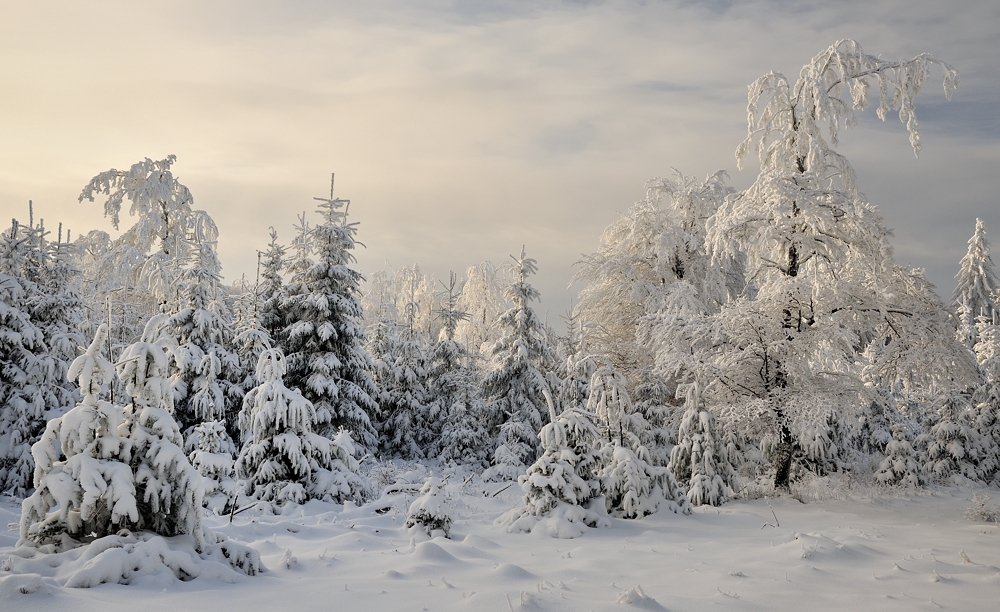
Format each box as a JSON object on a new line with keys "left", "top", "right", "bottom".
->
{"left": 0, "top": 220, "right": 49, "bottom": 497}
{"left": 875, "top": 424, "right": 922, "bottom": 487}
{"left": 953, "top": 219, "right": 1000, "bottom": 343}
{"left": 574, "top": 172, "right": 735, "bottom": 381}
{"left": 78, "top": 156, "right": 220, "bottom": 330}
{"left": 668, "top": 383, "right": 736, "bottom": 506}
{"left": 114, "top": 330, "right": 206, "bottom": 542}
{"left": 281, "top": 179, "right": 379, "bottom": 451}
{"left": 405, "top": 477, "right": 452, "bottom": 538}
{"left": 917, "top": 392, "right": 994, "bottom": 483}
{"left": 236, "top": 348, "right": 366, "bottom": 505}
{"left": 430, "top": 273, "right": 490, "bottom": 467}
{"left": 589, "top": 363, "right": 690, "bottom": 517}
{"left": 644, "top": 41, "right": 960, "bottom": 489}
{"left": 369, "top": 319, "right": 432, "bottom": 460}
{"left": 20, "top": 326, "right": 205, "bottom": 549}
{"left": 455, "top": 261, "right": 510, "bottom": 356}
{"left": 189, "top": 420, "right": 237, "bottom": 502}
{"left": 257, "top": 227, "right": 288, "bottom": 344}
{"left": 482, "top": 247, "right": 552, "bottom": 480}
{"left": 166, "top": 232, "right": 242, "bottom": 441}
{"left": 501, "top": 407, "right": 608, "bottom": 537}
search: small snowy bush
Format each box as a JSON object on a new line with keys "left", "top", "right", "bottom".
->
{"left": 874, "top": 424, "right": 922, "bottom": 487}
{"left": 405, "top": 477, "right": 452, "bottom": 538}
{"left": 964, "top": 493, "right": 1000, "bottom": 523}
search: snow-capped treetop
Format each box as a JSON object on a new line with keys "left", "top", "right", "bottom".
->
{"left": 737, "top": 39, "right": 957, "bottom": 175}
{"left": 953, "top": 218, "right": 1000, "bottom": 323}
{"left": 68, "top": 324, "right": 115, "bottom": 401}
{"left": 434, "top": 272, "right": 470, "bottom": 342}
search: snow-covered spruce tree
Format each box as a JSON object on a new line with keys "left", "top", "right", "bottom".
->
{"left": 20, "top": 209, "right": 85, "bottom": 424}
{"left": 482, "top": 247, "right": 553, "bottom": 481}
{"left": 589, "top": 363, "right": 689, "bottom": 517}
{"left": 281, "top": 180, "right": 379, "bottom": 452}
{"left": 20, "top": 325, "right": 141, "bottom": 545}
{"left": 574, "top": 171, "right": 736, "bottom": 382}
{"left": 0, "top": 220, "right": 48, "bottom": 497}
{"left": 371, "top": 272, "right": 435, "bottom": 460}
{"left": 648, "top": 41, "right": 961, "bottom": 490}
{"left": 167, "top": 231, "right": 242, "bottom": 442}
{"left": 236, "top": 348, "right": 366, "bottom": 505}
{"left": 916, "top": 392, "right": 994, "bottom": 483}
{"left": 501, "top": 405, "right": 608, "bottom": 538}
{"left": 431, "top": 273, "right": 491, "bottom": 468}
{"left": 257, "top": 227, "right": 288, "bottom": 344}
{"left": 114, "top": 329, "right": 206, "bottom": 542}
{"left": 20, "top": 325, "right": 203, "bottom": 547}
{"left": 231, "top": 281, "right": 274, "bottom": 400}
{"left": 669, "top": 383, "right": 736, "bottom": 507}
{"left": 875, "top": 424, "right": 922, "bottom": 487}
{"left": 953, "top": 219, "right": 1000, "bottom": 346}
{"left": 189, "top": 420, "right": 237, "bottom": 502}
{"left": 405, "top": 477, "right": 452, "bottom": 538}
{"left": 20, "top": 326, "right": 260, "bottom": 578}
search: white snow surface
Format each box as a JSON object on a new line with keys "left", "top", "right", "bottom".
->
{"left": 1, "top": 476, "right": 998, "bottom": 611}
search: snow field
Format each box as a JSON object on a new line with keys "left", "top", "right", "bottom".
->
{"left": 2, "top": 479, "right": 998, "bottom": 611}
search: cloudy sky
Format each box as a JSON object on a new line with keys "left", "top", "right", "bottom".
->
{"left": 2, "top": 0, "right": 998, "bottom": 321}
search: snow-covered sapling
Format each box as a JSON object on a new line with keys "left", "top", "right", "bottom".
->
{"left": 405, "top": 477, "right": 452, "bottom": 538}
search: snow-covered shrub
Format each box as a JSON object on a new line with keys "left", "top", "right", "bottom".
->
{"left": 405, "top": 477, "right": 452, "bottom": 538}
{"left": 500, "top": 407, "right": 608, "bottom": 538}
{"left": 964, "top": 493, "right": 1000, "bottom": 523}
{"left": 236, "top": 348, "right": 366, "bottom": 506}
{"left": 874, "top": 424, "right": 922, "bottom": 487}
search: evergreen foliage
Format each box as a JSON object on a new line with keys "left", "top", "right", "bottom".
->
{"left": 236, "top": 348, "right": 366, "bottom": 505}
{"left": 482, "top": 247, "right": 552, "bottom": 480}
{"left": 281, "top": 181, "right": 379, "bottom": 451}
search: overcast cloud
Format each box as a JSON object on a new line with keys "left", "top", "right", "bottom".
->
{"left": 1, "top": 0, "right": 997, "bottom": 321}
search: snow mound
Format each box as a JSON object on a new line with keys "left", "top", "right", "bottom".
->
{"left": 500, "top": 501, "right": 610, "bottom": 539}
{"left": 2, "top": 530, "right": 261, "bottom": 589}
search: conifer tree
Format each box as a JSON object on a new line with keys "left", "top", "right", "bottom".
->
{"left": 502, "top": 406, "right": 608, "bottom": 537}
{"left": 432, "top": 273, "right": 490, "bottom": 467}
{"left": 0, "top": 220, "right": 48, "bottom": 496}
{"left": 482, "top": 247, "right": 552, "bottom": 480}
{"left": 20, "top": 326, "right": 206, "bottom": 549}
{"left": 236, "top": 348, "right": 366, "bottom": 505}
{"left": 281, "top": 177, "right": 379, "bottom": 452}
{"left": 875, "top": 424, "right": 922, "bottom": 487}
{"left": 669, "top": 383, "right": 736, "bottom": 507}
{"left": 953, "top": 219, "right": 1000, "bottom": 341}
{"left": 590, "top": 364, "right": 690, "bottom": 517}
{"left": 166, "top": 232, "right": 242, "bottom": 441}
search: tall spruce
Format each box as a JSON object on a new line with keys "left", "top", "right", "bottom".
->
{"left": 281, "top": 176, "right": 379, "bottom": 452}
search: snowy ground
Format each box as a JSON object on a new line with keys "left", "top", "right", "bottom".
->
{"left": 2, "top": 479, "right": 998, "bottom": 611}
